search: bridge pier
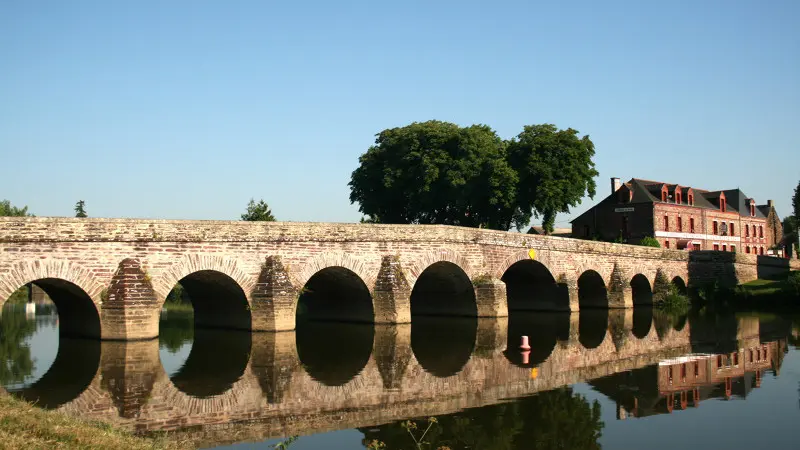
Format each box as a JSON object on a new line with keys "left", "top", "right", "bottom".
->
{"left": 607, "top": 263, "right": 633, "bottom": 309}
{"left": 374, "top": 324, "right": 412, "bottom": 390}
{"left": 473, "top": 278, "right": 509, "bottom": 318}
{"left": 102, "top": 258, "right": 160, "bottom": 340}
{"left": 373, "top": 256, "right": 412, "bottom": 324}
{"left": 100, "top": 339, "right": 161, "bottom": 418}
{"left": 558, "top": 275, "right": 581, "bottom": 312}
{"left": 475, "top": 317, "right": 508, "bottom": 358}
{"left": 250, "top": 331, "right": 299, "bottom": 404}
{"left": 251, "top": 256, "right": 298, "bottom": 332}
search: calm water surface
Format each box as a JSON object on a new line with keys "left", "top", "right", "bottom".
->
{"left": 2, "top": 303, "right": 799, "bottom": 449}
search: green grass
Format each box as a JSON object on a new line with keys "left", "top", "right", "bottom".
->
{"left": 0, "top": 394, "right": 190, "bottom": 449}
{"left": 161, "top": 301, "right": 194, "bottom": 314}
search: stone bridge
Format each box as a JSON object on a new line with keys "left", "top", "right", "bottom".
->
{"left": 8, "top": 311, "right": 720, "bottom": 447}
{"left": 1, "top": 217, "right": 790, "bottom": 340}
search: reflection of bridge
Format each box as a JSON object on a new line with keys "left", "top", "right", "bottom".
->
{"left": 2, "top": 218, "right": 795, "bottom": 340}
{"left": 5, "top": 314, "right": 771, "bottom": 447}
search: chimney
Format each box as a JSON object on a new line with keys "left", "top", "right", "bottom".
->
{"left": 611, "top": 177, "right": 621, "bottom": 195}
{"left": 768, "top": 199, "right": 774, "bottom": 209}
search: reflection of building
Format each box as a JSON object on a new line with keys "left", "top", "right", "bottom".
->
{"left": 571, "top": 178, "right": 783, "bottom": 253}
{"left": 611, "top": 340, "right": 786, "bottom": 419}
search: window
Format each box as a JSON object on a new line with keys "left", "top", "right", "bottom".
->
{"left": 746, "top": 225, "right": 750, "bottom": 237}
{"left": 664, "top": 215, "right": 669, "bottom": 231}
{"left": 688, "top": 194, "right": 694, "bottom": 205}
{"left": 583, "top": 225, "right": 590, "bottom": 238}
{"left": 681, "top": 363, "right": 687, "bottom": 382}
{"left": 730, "top": 223, "right": 735, "bottom": 236}
{"left": 713, "top": 244, "right": 720, "bottom": 251}
{"left": 746, "top": 246, "right": 750, "bottom": 254}
{"left": 713, "top": 221, "right": 718, "bottom": 234}
{"left": 693, "top": 243, "right": 701, "bottom": 250}
{"left": 690, "top": 217, "right": 695, "bottom": 233}
{"left": 751, "top": 204, "right": 755, "bottom": 216}
{"left": 733, "top": 352, "right": 739, "bottom": 366}
{"left": 759, "top": 226, "right": 763, "bottom": 238}
{"left": 752, "top": 225, "right": 756, "bottom": 236}
{"left": 665, "top": 240, "right": 670, "bottom": 249}
{"left": 662, "top": 191, "right": 667, "bottom": 202}
{"left": 622, "top": 216, "right": 629, "bottom": 238}
{"left": 676, "top": 192, "right": 682, "bottom": 204}
{"left": 722, "top": 244, "right": 727, "bottom": 252}
{"left": 731, "top": 245, "right": 736, "bottom": 253}
{"left": 694, "top": 361, "right": 699, "bottom": 377}
{"left": 720, "top": 198, "right": 726, "bottom": 212}
{"left": 677, "top": 216, "right": 683, "bottom": 232}
{"left": 759, "top": 247, "right": 764, "bottom": 255}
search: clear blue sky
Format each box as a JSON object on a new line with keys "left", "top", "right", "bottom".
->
{"left": 2, "top": 0, "right": 798, "bottom": 227}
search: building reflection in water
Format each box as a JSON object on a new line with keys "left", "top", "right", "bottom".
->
{"left": 0, "top": 302, "right": 794, "bottom": 448}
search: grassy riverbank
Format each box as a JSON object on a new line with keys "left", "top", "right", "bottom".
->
{"left": 0, "top": 394, "right": 189, "bottom": 449}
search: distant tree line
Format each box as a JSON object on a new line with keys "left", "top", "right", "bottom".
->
{"left": 349, "top": 121, "right": 598, "bottom": 233}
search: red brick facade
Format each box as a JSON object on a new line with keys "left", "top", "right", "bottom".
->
{"left": 572, "top": 178, "right": 783, "bottom": 255}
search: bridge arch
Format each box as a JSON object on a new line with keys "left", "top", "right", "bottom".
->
{"left": 577, "top": 270, "right": 608, "bottom": 309}
{"left": 630, "top": 274, "right": 653, "bottom": 306}
{"left": 295, "top": 252, "right": 375, "bottom": 294}
{"left": 297, "top": 266, "right": 374, "bottom": 323}
{"left": 153, "top": 254, "right": 254, "bottom": 303}
{"left": 671, "top": 276, "right": 687, "bottom": 295}
{"left": 410, "top": 261, "right": 477, "bottom": 317}
{"left": 407, "top": 249, "right": 474, "bottom": 288}
{"left": 501, "top": 259, "right": 568, "bottom": 312}
{"left": 0, "top": 260, "right": 103, "bottom": 338}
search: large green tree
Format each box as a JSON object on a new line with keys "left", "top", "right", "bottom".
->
{"left": 0, "top": 200, "right": 32, "bottom": 217}
{"left": 241, "top": 199, "right": 276, "bottom": 221}
{"left": 349, "top": 121, "right": 518, "bottom": 229}
{"left": 349, "top": 121, "right": 597, "bottom": 232}
{"left": 506, "top": 124, "right": 598, "bottom": 233}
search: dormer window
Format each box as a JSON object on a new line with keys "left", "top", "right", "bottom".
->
{"left": 720, "top": 198, "right": 726, "bottom": 212}
{"left": 676, "top": 192, "right": 682, "bottom": 204}
{"left": 661, "top": 191, "right": 667, "bottom": 202}
{"left": 750, "top": 201, "right": 755, "bottom": 217}
{"left": 688, "top": 194, "right": 694, "bottom": 205}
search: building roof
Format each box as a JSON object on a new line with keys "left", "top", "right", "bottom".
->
{"left": 527, "top": 226, "right": 571, "bottom": 237}
{"left": 571, "top": 178, "right": 769, "bottom": 223}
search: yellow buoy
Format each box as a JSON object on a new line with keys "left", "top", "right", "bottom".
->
{"left": 530, "top": 368, "right": 538, "bottom": 379}
{"left": 528, "top": 249, "right": 536, "bottom": 260}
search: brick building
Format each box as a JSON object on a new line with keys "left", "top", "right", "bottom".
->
{"left": 571, "top": 178, "right": 783, "bottom": 254}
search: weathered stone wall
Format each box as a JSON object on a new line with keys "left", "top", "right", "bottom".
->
{"left": 0, "top": 218, "right": 793, "bottom": 340}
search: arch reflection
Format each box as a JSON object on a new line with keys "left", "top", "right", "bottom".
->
{"left": 632, "top": 307, "right": 654, "bottom": 339}
{"left": 411, "top": 317, "right": 476, "bottom": 377}
{"left": 579, "top": 309, "right": 608, "bottom": 349}
{"left": 169, "top": 328, "right": 251, "bottom": 397}
{"left": 12, "top": 338, "right": 100, "bottom": 409}
{"left": 505, "top": 312, "right": 569, "bottom": 367}
{"left": 296, "top": 321, "right": 374, "bottom": 386}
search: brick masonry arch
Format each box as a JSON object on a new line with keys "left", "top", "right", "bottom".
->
{"left": 152, "top": 254, "right": 255, "bottom": 303}
{"left": 294, "top": 252, "right": 376, "bottom": 293}
{"left": 0, "top": 259, "right": 105, "bottom": 306}
{"left": 493, "top": 248, "right": 558, "bottom": 281}
{"left": 406, "top": 249, "right": 475, "bottom": 288}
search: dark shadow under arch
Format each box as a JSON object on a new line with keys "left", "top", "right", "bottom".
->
{"left": 411, "top": 317, "right": 476, "bottom": 377}
{"left": 631, "top": 274, "right": 653, "bottom": 306}
{"left": 504, "top": 311, "right": 569, "bottom": 368}
{"left": 297, "top": 267, "right": 374, "bottom": 323}
{"left": 502, "top": 260, "right": 569, "bottom": 311}
{"left": 296, "top": 321, "right": 374, "bottom": 386}
{"left": 578, "top": 270, "right": 608, "bottom": 309}
{"left": 579, "top": 309, "right": 609, "bottom": 349}
{"left": 176, "top": 270, "right": 251, "bottom": 331}
{"left": 671, "top": 276, "right": 687, "bottom": 295}
{"left": 411, "top": 262, "right": 477, "bottom": 317}
{"left": 632, "top": 306, "right": 653, "bottom": 339}
{"left": 169, "top": 328, "right": 252, "bottom": 397}
{"left": 12, "top": 338, "right": 101, "bottom": 409}
{"left": 21, "top": 279, "right": 101, "bottom": 338}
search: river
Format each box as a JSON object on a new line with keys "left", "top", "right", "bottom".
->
{"left": 1, "top": 302, "right": 799, "bottom": 449}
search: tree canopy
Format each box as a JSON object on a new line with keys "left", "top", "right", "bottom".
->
{"left": 241, "top": 199, "right": 276, "bottom": 221}
{"left": 0, "top": 200, "right": 32, "bottom": 217}
{"left": 793, "top": 179, "right": 799, "bottom": 221}
{"left": 349, "top": 121, "right": 597, "bottom": 233}
{"left": 74, "top": 200, "right": 87, "bottom": 218}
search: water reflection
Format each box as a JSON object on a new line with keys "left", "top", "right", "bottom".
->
{"left": 361, "top": 387, "right": 603, "bottom": 450}
{"left": 0, "top": 302, "right": 798, "bottom": 449}
{"left": 297, "top": 320, "right": 374, "bottom": 386}
{"left": 411, "top": 316, "right": 476, "bottom": 377}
